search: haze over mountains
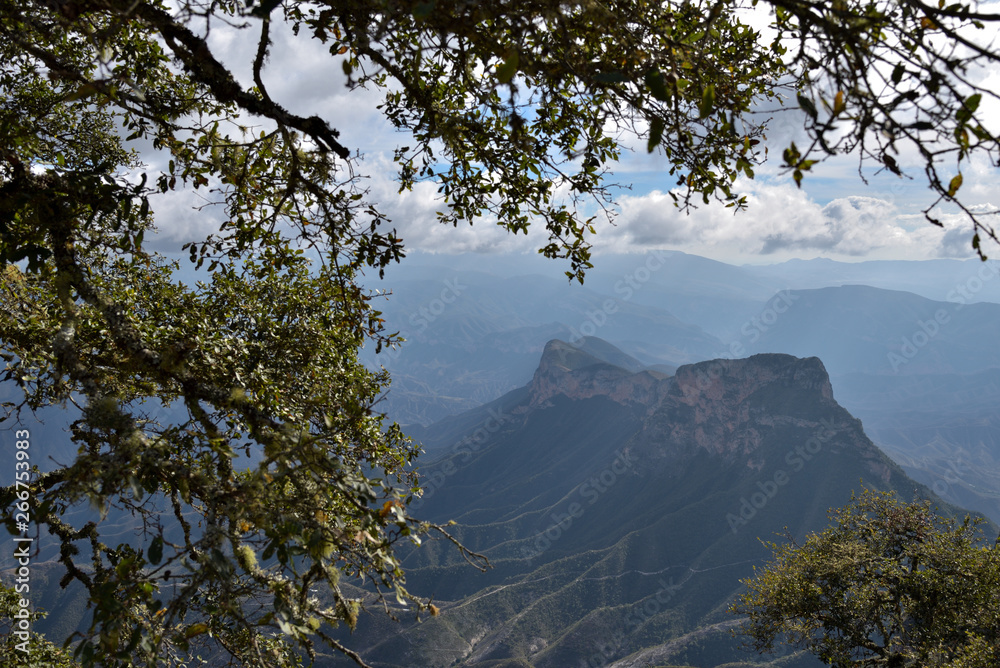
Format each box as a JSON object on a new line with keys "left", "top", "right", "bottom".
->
{"left": 363, "top": 252, "right": 1000, "bottom": 527}
{"left": 332, "top": 338, "right": 974, "bottom": 667}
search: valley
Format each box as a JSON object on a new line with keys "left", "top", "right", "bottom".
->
{"left": 334, "top": 338, "right": 984, "bottom": 667}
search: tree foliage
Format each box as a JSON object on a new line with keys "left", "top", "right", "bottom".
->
{"left": 0, "top": 3, "right": 463, "bottom": 666}
{"left": 0, "top": 583, "right": 78, "bottom": 667}
{"left": 2, "top": 0, "right": 1000, "bottom": 666}
{"left": 768, "top": 0, "right": 1000, "bottom": 254}
{"left": 732, "top": 490, "right": 1000, "bottom": 667}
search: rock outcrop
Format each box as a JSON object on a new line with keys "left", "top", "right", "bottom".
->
{"left": 527, "top": 339, "right": 669, "bottom": 409}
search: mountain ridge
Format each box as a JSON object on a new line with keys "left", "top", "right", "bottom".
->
{"left": 528, "top": 339, "right": 670, "bottom": 409}
{"left": 335, "top": 339, "right": 968, "bottom": 667}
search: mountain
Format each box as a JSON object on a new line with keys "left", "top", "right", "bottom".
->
{"left": 744, "top": 284, "right": 1000, "bottom": 375}
{"left": 745, "top": 257, "right": 1000, "bottom": 305}
{"left": 728, "top": 284, "right": 1000, "bottom": 522}
{"left": 328, "top": 339, "right": 961, "bottom": 668}
{"left": 361, "top": 255, "right": 1000, "bottom": 430}
{"left": 576, "top": 251, "right": 791, "bottom": 339}
{"left": 404, "top": 338, "right": 663, "bottom": 458}
{"left": 364, "top": 267, "right": 722, "bottom": 425}
{"left": 356, "top": 259, "right": 1000, "bottom": 534}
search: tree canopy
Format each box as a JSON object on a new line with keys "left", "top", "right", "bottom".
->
{"left": 732, "top": 490, "right": 1000, "bottom": 667}
{"left": 0, "top": 583, "right": 77, "bottom": 666}
{"left": 3, "top": 0, "right": 1000, "bottom": 666}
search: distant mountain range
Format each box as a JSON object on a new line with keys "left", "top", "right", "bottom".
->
{"left": 362, "top": 254, "right": 1000, "bottom": 532}
{"left": 743, "top": 284, "right": 1000, "bottom": 375}
{"left": 364, "top": 266, "right": 723, "bottom": 425}
{"left": 731, "top": 284, "right": 1000, "bottom": 522}
{"left": 330, "top": 338, "right": 969, "bottom": 667}
{"left": 365, "top": 253, "right": 1000, "bottom": 422}
{"left": 832, "top": 369, "right": 1000, "bottom": 523}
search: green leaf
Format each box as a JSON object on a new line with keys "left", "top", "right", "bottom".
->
{"left": 644, "top": 69, "right": 671, "bottom": 102}
{"left": 148, "top": 537, "right": 163, "bottom": 565}
{"left": 957, "top": 94, "right": 982, "bottom": 124}
{"left": 496, "top": 51, "right": 519, "bottom": 84}
{"left": 797, "top": 93, "right": 818, "bottom": 120}
{"left": 699, "top": 85, "right": 716, "bottom": 119}
{"left": 647, "top": 117, "right": 665, "bottom": 152}
{"left": 412, "top": 1, "right": 436, "bottom": 20}
{"left": 594, "top": 71, "right": 627, "bottom": 84}
{"left": 782, "top": 142, "right": 801, "bottom": 167}
{"left": 63, "top": 83, "right": 100, "bottom": 102}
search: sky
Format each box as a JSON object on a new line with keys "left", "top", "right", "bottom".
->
{"left": 143, "top": 4, "right": 1000, "bottom": 267}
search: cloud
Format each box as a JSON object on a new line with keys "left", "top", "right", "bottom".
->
{"left": 760, "top": 196, "right": 901, "bottom": 256}
{"left": 361, "top": 155, "right": 547, "bottom": 255}
{"left": 588, "top": 179, "right": 988, "bottom": 262}
{"left": 939, "top": 225, "right": 976, "bottom": 258}
{"left": 146, "top": 188, "right": 226, "bottom": 252}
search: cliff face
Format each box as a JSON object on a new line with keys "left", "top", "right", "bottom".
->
{"left": 527, "top": 339, "right": 670, "bottom": 409}
{"left": 652, "top": 354, "right": 837, "bottom": 459}
{"left": 528, "top": 342, "right": 851, "bottom": 468}
{"left": 670, "top": 354, "right": 834, "bottom": 406}
{"left": 634, "top": 353, "right": 896, "bottom": 483}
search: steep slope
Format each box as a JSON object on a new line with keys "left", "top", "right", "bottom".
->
{"left": 733, "top": 284, "right": 1000, "bottom": 521}
{"left": 407, "top": 338, "right": 654, "bottom": 456}
{"left": 331, "top": 341, "right": 952, "bottom": 668}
